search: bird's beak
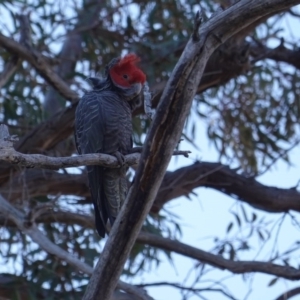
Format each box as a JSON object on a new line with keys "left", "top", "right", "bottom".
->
{"left": 123, "top": 82, "right": 143, "bottom": 101}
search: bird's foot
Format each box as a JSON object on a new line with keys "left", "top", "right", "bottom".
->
{"left": 113, "top": 151, "right": 126, "bottom": 167}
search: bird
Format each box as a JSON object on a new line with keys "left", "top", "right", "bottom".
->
{"left": 74, "top": 54, "right": 146, "bottom": 237}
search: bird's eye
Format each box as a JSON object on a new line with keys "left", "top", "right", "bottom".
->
{"left": 123, "top": 74, "right": 129, "bottom": 79}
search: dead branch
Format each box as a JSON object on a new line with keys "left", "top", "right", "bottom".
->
{"left": 0, "top": 124, "right": 190, "bottom": 170}
{"left": 143, "top": 82, "right": 155, "bottom": 119}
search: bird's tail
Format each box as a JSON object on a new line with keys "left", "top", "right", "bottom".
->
{"left": 87, "top": 166, "right": 106, "bottom": 237}
{"left": 87, "top": 165, "right": 128, "bottom": 237}
{"left": 103, "top": 166, "right": 128, "bottom": 224}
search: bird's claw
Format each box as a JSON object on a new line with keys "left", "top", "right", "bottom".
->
{"left": 114, "top": 151, "right": 126, "bottom": 167}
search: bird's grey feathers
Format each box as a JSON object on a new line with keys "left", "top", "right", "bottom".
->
{"left": 75, "top": 89, "right": 132, "bottom": 237}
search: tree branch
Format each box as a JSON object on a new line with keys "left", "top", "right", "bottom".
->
{"left": 82, "top": 1, "right": 300, "bottom": 299}
{"left": 0, "top": 33, "right": 79, "bottom": 102}
{"left": 154, "top": 161, "right": 300, "bottom": 214}
{"left": 2, "top": 209, "right": 300, "bottom": 283}
{"left": 0, "top": 14, "right": 31, "bottom": 89}
{"left": 274, "top": 287, "right": 300, "bottom": 300}
{"left": 0, "top": 56, "right": 19, "bottom": 89}
{"left": 16, "top": 104, "right": 78, "bottom": 154}
{"left": 43, "top": 0, "right": 104, "bottom": 115}
{"left": 0, "top": 169, "right": 88, "bottom": 201}
{"left": 137, "top": 282, "right": 237, "bottom": 300}
{"left": 250, "top": 41, "right": 300, "bottom": 69}
{"left": 0, "top": 124, "right": 190, "bottom": 170}
{"left": 138, "top": 232, "right": 300, "bottom": 280}
{"left": 2, "top": 160, "right": 299, "bottom": 219}
{"left": 0, "top": 193, "right": 152, "bottom": 300}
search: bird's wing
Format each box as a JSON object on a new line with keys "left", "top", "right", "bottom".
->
{"left": 75, "top": 91, "right": 105, "bottom": 155}
{"left": 75, "top": 91, "right": 131, "bottom": 237}
{"left": 75, "top": 91, "right": 108, "bottom": 237}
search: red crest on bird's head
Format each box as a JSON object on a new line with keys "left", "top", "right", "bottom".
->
{"left": 109, "top": 54, "right": 146, "bottom": 88}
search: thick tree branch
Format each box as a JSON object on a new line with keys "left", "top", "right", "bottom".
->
{"left": 83, "top": 1, "right": 300, "bottom": 299}
{"left": 0, "top": 170, "right": 88, "bottom": 201}
{"left": 154, "top": 161, "right": 300, "bottom": 213}
{"left": 2, "top": 160, "right": 300, "bottom": 219}
{"left": 0, "top": 193, "right": 151, "bottom": 300}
